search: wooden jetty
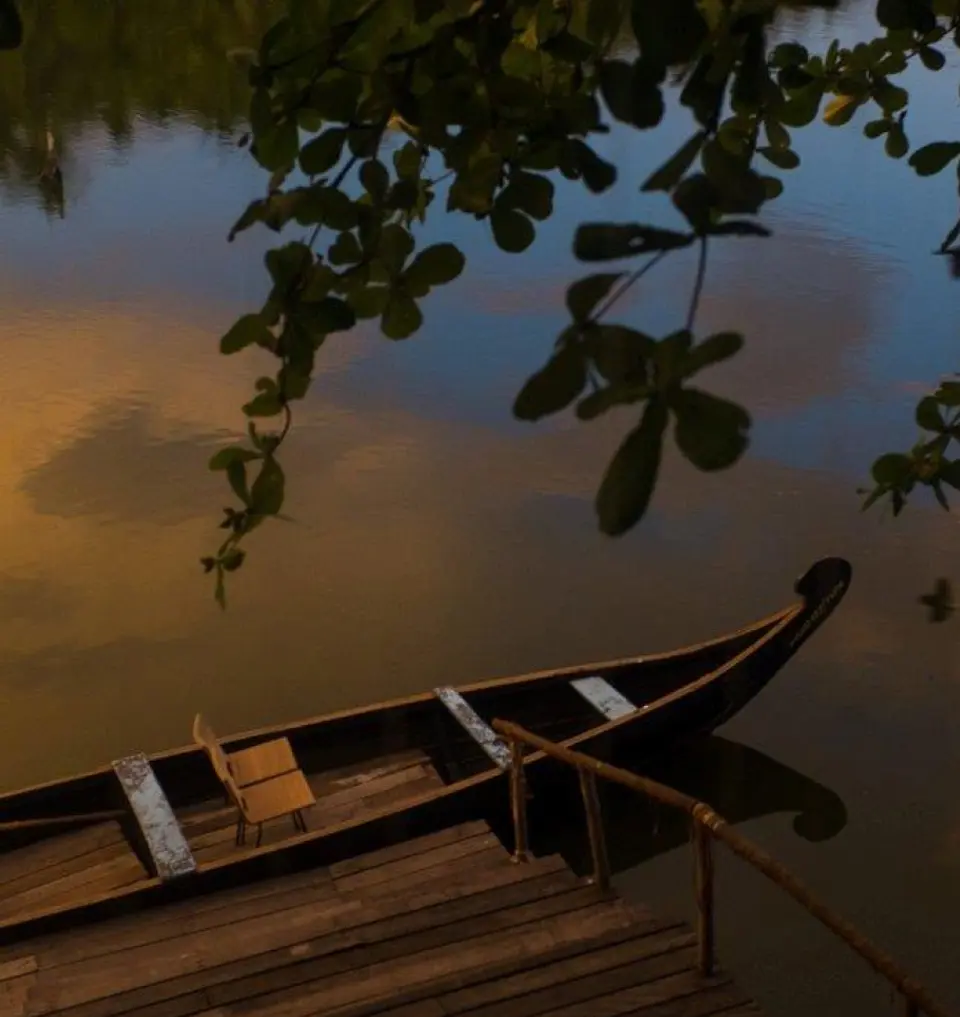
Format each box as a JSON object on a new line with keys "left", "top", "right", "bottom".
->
{"left": 0, "top": 819, "right": 761, "bottom": 1017}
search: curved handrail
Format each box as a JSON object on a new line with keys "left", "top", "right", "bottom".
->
{"left": 493, "top": 718, "right": 951, "bottom": 1017}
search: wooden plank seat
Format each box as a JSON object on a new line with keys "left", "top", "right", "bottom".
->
{"left": 192, "top": 715, "right": 317, "bottom": 847}
{"left": 111, "top": 754, "right": 196, "bottom": 881}
{"left": 569, "top": 676, "right": 637, "bottom": 721}
{"left": 434, "top": 688, "right": 510, "bottom": 769}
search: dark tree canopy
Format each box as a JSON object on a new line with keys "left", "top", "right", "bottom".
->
{"left": 4, "top": 0, "right": 960, "bottom": 607}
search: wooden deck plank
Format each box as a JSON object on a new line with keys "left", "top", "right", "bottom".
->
{"left": 333, "top": 831, "right": 501, "bottom": 893}
{"left": 0, "top": 825, "right": 502, "bottom": 973}
{"left": 26, "top": 862, "right": 583, "bottom": 1015}
{"left": 536, "top": 969, "right": 739, "bottom": 1017}
{"left": 203, "top": 903, "right": 635, "bottom": 1017}
{"left": 618, "top": 987, "right": 757, "bottom": 1017}
{"left": 32, "top": 850, "right": 563, "bottom": 975}
{"left": 324, "top": 919, "right": 684, "bottom": 1017}
{"left": 430, "top": 926, "right": 695, "bottom": 1015}
{"left": 3, "top": 820, "right": 763, "bottom": 1017}
{"left": 461, "top": 943, "right": 698, "bottom": 1017}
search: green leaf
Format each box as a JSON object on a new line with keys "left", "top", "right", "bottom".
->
{"left": 574, "top": 223, "right": 692, "bottom": 261}
{"left": 317, "top": 187, "right": 358, "bottom": 230}
{"left": 588, "top": 324, "right": 655, "bottom": 384}
{"left": 328, "top": 230, "right": 363, "bottom": 265}
{"left": 919, "top": 46, "right": 946, "bottom": 71}
{"left": 221, "top": 314, "right": 273, "bottom": 355}
{"left": 682, "top": 332, "right": 744, "bottom": 377}
{"left": 935, "top": 380, "right": 960, "bottom": 406}
{"left": 404, "top": 244, "right": 466, "bottom": 289}
{"left": 309, "top": 71, "right": 363, "bottom": 121}
{"left": 566, "top": 274, "right": 622, "bottom": 323}
{"left": 254, "top": 118, "right": 299, "bottom": 172}
{"left": 823, "top": 93, "right": 862, "bottom": 126}
{"left": 873, "top": 79, "right": 908, "bottom": 114}
{"left": 770, "top": 42, "right": 808, "bottom": 67}
{"left": 491, "top": 206, "right": 536, "bottom": 253}
{"left": 299, "top": 129, "right": 347, "bottom": 175}
{"left": 764, "top": 118, "right": 791, "bottom": 150}
{"left": 641, "top": 131, "right": 706, "bottom": 192}
{"left": 266, "top": 242, "right": 312, "bottom": 288}
{"left": 599, "top": 59, "right": 664, "bottom": 129}
{"left": 501, "top": 173, "right": 554, "bottom": 221}
{"left": 871, "top": 452, "right": 912, "bottom": 485}
{"left": 310, "top": 296, "right": 356, "bottom": 333}
{"left": 596, "top": 398, "right": 668, "bottom": 535}
{"left": 249, "top": 457, "right": 285, "bottom": 516}
{"left": 572, "top": 141, "right": 617, "bottom": 193}
{"left": 382, "top": 291, "right": 423, "bottom": 339}
{"left": 909, "top": 142, "right": 960, "bottom": 176}
{"left": 349, "top": 286, "right": 390, "bottom": 319}
{"left": 916, "top": 396, "right": 946, "bottom": 432}
{"left": 243, "top": 379, "right": 285, "bottom": 418}
{"left": 227, "top": 461, "right": 251, "bottom": 505}
{"left": 393, "top": 141, "right": 422, "bottom": 181}
{"left": 209, "top": 447, "right": 262, "bottom": 471}
{"left": 220, "top": 548, "right": 246, "bottom": 574}
{"left": 360, "top": 159, "right": 390, "bottom": 202}
{"left": 700, "top": 146, "right": 766, "bottom": 214}
{"left": 514, "top": 346, "right": 587, "bottom": 421}
{"left": 0, "top": 0, "right": 22, "bottom": 49}
{"left": 378, "top": 224, "right": 415, "bottom": 275}
{"left": 671, "top": 174, "right": 716, "bottom": 232}
{"left": 758, "top": 146, "right": 800, "bottom": 170}
{"left": 864, "top": 119, "right": 891, "bottom": 139}
{"left": 885, "top": 122, "right": 909, "bottom": 159}
{"left": 672, "top": 388, "right": 750, "bottom": 470}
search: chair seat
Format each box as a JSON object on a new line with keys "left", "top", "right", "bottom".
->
{"left": 228, "top": 737, "right": 298, "bottom": 787}
{"left": 237, "top": 770, "right": 317, "bottom": 825}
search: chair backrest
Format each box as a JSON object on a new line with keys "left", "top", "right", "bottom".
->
{"left": 192, "top": 713, "right": 232, "bottom": 785}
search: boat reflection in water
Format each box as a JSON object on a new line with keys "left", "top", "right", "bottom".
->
{"left": 523, "top": 735, "right": 847, "bottom": 878}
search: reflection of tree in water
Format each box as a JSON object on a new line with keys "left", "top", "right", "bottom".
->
{"left": 527, "top": 735, "right": 847, "bottom": 878}
{"left": 0, "top": 0, "right": 281, "bottom": 212}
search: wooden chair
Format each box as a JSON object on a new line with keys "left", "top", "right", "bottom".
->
{"left": 222, "top": 767, "right": 316, "bottom": 847}
{"left": 192, "top": 714, "right": 298, "bottom": 789}
{"left": 192, "top": 714, "right": 316, "bottom": 846}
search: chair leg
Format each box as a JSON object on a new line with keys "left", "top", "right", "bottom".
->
{"left": 235, "top": 819, "right": 245, "bottom": 847}
{"left": 256, "top": 823, "right": 264, "bottom": 848}
{"left": 298, "top": 809, "right": 308, "bottom": 832}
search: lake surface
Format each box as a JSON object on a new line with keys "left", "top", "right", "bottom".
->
{"left": 2, "top": 1, "right": 960, "bottom": 1013}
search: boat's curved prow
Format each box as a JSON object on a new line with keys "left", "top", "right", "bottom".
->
{"left": 785, "top": 556, "right": 852, "bottom": 658}
{"left": 794, "top": 556, "right": 853, "bottom": 602}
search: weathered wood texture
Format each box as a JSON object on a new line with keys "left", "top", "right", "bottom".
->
{"left": 0, "top": 820, "right": 761, "bottom": 1017}
{"left": 111, "top": 755, "right": 196, "bottom": 882}
{"left": 0, "top": 750, "right": 443, "bottom": 921}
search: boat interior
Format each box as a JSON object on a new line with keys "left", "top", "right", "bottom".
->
{"left": 0, "top": 612, "right": 787, "bottom": 925}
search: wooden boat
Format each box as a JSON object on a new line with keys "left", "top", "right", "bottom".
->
{"left": 0, "top": 556, "right": 851, "bottom": 943}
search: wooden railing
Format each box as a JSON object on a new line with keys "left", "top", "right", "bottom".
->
{"left": 492, "top": 719, "right": 952, "bottom": 1017}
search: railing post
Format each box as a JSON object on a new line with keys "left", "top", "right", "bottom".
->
{"left": 508, "top": 737, "right": 529, "bottom": 863}
{"left": 578, "top": 768, "right": 610, "bottom": 891}
{"left": 693, "top": 818, "right": 715, "bottom": 977}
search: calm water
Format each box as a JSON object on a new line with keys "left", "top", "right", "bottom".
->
{"left": 3, "top": 1, "right": 960, "bottom": 1013}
